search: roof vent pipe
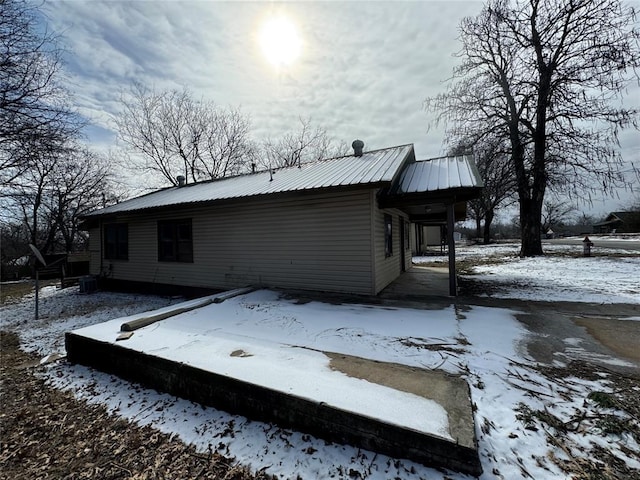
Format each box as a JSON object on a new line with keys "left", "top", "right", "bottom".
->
{"left": 352, "top": 139, "right": 364, "bottom": 157}
{"left": 176, "top": 175, "right": 186, "bottom": 187}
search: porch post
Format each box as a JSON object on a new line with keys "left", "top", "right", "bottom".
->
{"left": 446, "top": 202, "right": 457, "bottom": 296}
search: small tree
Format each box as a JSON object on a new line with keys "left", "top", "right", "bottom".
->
{"left": 451, "top": 135, "right": 516, "bottom": 243}
{"left": 540, "top": 197, "right": 577, "bottom": 234}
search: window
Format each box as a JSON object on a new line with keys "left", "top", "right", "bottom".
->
{"left": 158, "top": 219, "right": 193, "bottom": 262}
{"left": 104, "top": 223, "right": 128, "bottom": 260}
{"left": 404, "top": 220, "right": 410, "bottom": 250}
{"left": 384, "top": 214, "right": 393, "bottom": 257}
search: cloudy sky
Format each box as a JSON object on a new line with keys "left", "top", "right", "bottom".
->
{"left": 42, "top": 0, "right": 638, "bottom": 214}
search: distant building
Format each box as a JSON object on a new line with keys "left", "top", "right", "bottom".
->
{"left": 593, "top": 211, "right": 640, "bottom": 234}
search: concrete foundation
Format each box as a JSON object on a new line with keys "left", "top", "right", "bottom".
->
{"left": 65, "top": 332, "right": 481, "bottom": 476}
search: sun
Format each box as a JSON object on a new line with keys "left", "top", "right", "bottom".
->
{"left": 259, "top": 15, "right": 302, "bottom": 68}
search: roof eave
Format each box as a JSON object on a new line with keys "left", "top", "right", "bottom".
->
{"left": 82, "top": 182, "right": 392, "bottom": 220}
{"left": 378, "top": 186, "right": 483, "bottom": 209}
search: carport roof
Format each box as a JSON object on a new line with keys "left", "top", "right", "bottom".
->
{"left": 387, "top": 155, "right": 483, "bottom": 197}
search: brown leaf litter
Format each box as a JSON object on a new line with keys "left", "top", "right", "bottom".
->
{"left": 0, "top": 331, "right": 277, "bottom": 480}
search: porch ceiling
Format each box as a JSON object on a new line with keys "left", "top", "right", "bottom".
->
{"left": 400, "top": 201, "right": 468, "bottom": 224}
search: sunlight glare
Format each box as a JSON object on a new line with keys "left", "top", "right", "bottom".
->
{"left": 259, "top": 15, "right": 302, "bottom": 68}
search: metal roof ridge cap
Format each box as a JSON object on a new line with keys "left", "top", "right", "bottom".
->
{"left": 464, "top": 154, "right": 484, "bottom": 188}
{"left": 387, "top": 145, "right": 416, "bottom": 184}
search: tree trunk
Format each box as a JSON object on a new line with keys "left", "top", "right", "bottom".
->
{"left": 483, "top": 209, "right": 494, "bottom": 244}
{"left": 475, "top": 217, "right": 482, "bottom": 240}
{"left": 519, "top": 197, "right": 544, "bottom": 256}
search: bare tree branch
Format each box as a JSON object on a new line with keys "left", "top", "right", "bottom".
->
{"left": 116, "top": 84, "right": 256, "bottom": 185}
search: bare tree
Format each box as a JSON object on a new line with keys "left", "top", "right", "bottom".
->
{"left": 50, "top": 148, "right": 117, "bottom": 251}
{"left": 261, "top": 117, "right": 349, "bottom": 169}
{"left": 4, "top": 134, "right": 66, "bottom": 253}
{"left": 2, "top": 137, "right": 117, "bottom": 254}
{"left": 427, "top": 0, "right": 640, "bottom": 256}
{"left": 451, "top": 135, "right": 516, "bottom": 243}
{"left": 198, "top": 106, "right": 257, "bottom": 179}
{"left": 116, "top": 84, "right": 255, "bottom": 186}
{"left": 0, "top": 0, "right": 81, "bottom": 186}
{"left": 540, "top": 197, "right": 577, "bottom": 234}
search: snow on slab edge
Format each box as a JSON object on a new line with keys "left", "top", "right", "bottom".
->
{"left": 70, "top": 307, "right": 454, "bottom": 442}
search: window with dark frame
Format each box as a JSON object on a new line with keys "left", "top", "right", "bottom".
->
{"left": 384, "top": 214, "right": 393, "bottom": 257}
{"left": 104, "top": 223, "right": 128, "bottom": 260}
{"left": 158, "top": 219, "right": 193, "bottom": 262}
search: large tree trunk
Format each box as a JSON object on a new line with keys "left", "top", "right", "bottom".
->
{"left": 520, "top": 61, "right": 551, "bottom": 257}
{"left": 519, "top": 197, "right": 544, "bottom": 256}
{"left": 483, "top": 209, "right": 494, "bottom": 244}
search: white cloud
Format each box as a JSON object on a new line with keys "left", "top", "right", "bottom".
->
{"left": 42, "top": 0, "right": 638, "bottom": 213}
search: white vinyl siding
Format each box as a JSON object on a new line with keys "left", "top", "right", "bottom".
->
{"left": 373, "top": 206, "right": 410, "bottom": 294}
{"left": 88, "top": 227, "right": 101, "bottom": 275}
{"left": 91, "top": 189, "right": 376, "bottom": 295}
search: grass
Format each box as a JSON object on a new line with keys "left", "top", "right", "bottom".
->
{"left": 0, "top": 279, "right": 57, "bottom": 305}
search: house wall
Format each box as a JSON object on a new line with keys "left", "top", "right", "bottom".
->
{"left": 88, "top": 226, "right": 101, "bottom": 276}
{"left": 372, "top": 198, "right": 411, "bottom": 294}
{"left": 90, "top": 189, "right": 378, "bottom": 295}
{"left": 410, "top": 224, "right": 443, "bottom": 255}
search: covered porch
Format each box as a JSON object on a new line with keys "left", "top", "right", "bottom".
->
{"left": 381, "top": 155, "right": 483, "bottom": 296}
{"left": 380, "top": 265, "right": 451, "bottom": 299}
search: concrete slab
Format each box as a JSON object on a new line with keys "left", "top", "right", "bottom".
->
{"left": 380, "top": 266, "right": 451, "bottom": 299}
{"left": 65, "top": 328, "right": 481, "bottom": 475}
{"left": 326, "top": 352, "right": 475, "bottom": 449}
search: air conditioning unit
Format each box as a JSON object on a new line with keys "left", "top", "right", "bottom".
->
{"left": 79, "top": 275, "right": 97, "bottom": 294}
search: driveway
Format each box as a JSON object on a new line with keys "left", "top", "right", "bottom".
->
{"left": 452, "top": 296, "right": 640, "bottom": 378}
{"left": 383, "top": 267, "right": 640, "bottom": 378}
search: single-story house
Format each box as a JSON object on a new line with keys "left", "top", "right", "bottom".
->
{"left": 81, "top": 143, "right": 482, "bottom": 296}
{"left": 593, "top": 211, "right": 640, "bottom": 234}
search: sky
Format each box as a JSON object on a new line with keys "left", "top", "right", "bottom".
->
{"left": 40, "top": 0, "right": 639, "bottom": 216}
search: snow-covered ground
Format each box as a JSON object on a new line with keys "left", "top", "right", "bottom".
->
{"left": 1, "top": 243, "right": 639, "bottom": 479}
{"left": 414, "top": 242, "right": 640, "bottom": 304}
{"left": 71, "top": 295, "right": 455, "bottom": 440}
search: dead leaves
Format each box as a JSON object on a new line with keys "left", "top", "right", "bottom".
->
{"left": 0, "top": 331, "right": 277, "bottom": 480}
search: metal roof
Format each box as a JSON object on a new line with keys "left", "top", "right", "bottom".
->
{"left": 86, "top": 144, "right": 415, "bottom": 217}
{"left": 388, "top": 155, "right": 483, "bottom": 195}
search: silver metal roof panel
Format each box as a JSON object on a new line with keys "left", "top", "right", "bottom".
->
{"left": 87, "top": 144, "right": 415, "bottom": 217}
{"left": 390, "top": 156, "right": 483, "bottom": 195}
